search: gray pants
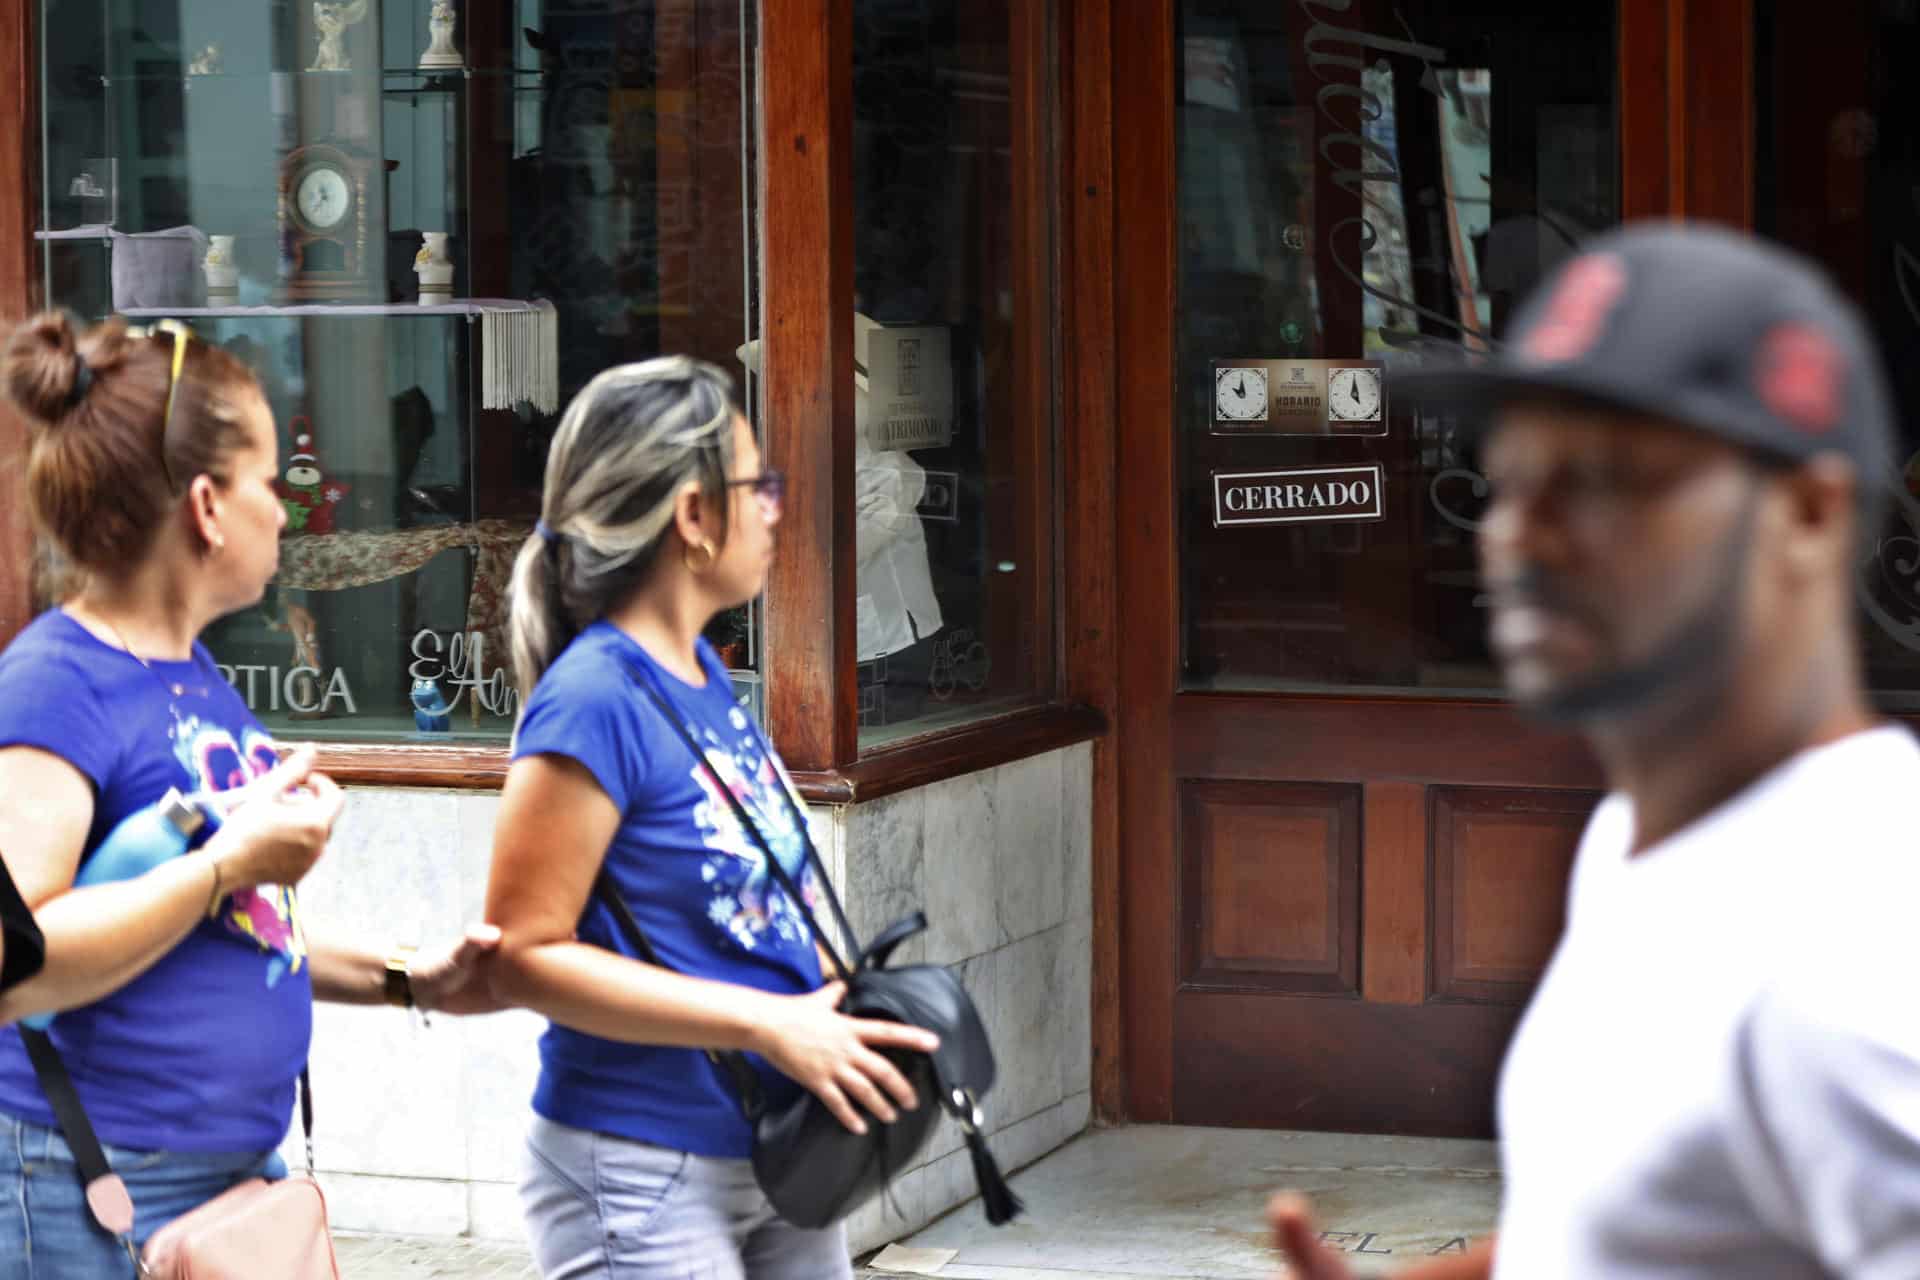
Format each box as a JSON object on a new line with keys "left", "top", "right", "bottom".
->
{"left": 520, "top": 1115, "right": 853, "bottom": 1280}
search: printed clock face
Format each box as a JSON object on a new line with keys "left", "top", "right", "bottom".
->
{"left": 294, "top": 165, "right": 352, "bottom": 232}
{"left": 1215, "top": 367, "right": 1269, "bottom": 421}
{"left": 1328, "top": 367, "right": 1383, "bottom": 422}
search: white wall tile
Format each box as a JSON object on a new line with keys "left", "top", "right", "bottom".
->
{"left": 290, "top": 1004, "right": 468, "bottom": 1181}
{"left": 1059, "top": 915, "right": 1093, "bottom": 1101}
{"left": 921, "top": 771, "right": 1003, "bottom": 962}
{"left": 994, "top": 753, "right": 1065, "bottom": 944}
{"left": 317, "top": 1171, "right": 469, "bottom": 1236}
{"left": 990, "top": 926, "right": 1069, "bottom": 1130}
{"left": 1061, "top": 743, "right": 1093, "bottom": 923}
{"left": 809, "top": 804, "right": 847, "bottom": 897}
{"left": 459, "top": 1011, "right": 547, "bottom": 1184}
{"left": 843, "top": 788, "right": 927, "bottom": 965}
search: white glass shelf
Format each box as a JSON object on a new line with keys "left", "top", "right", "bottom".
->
{"left": 117, "top": 298, "right": 547, "bottom": 319}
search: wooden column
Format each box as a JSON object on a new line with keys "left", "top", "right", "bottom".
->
{"left": 763, "top": 0, "right": 857, "bottom": 771}
{"left": 0, "top": 0, "right": 41, "bottom": 649}
{"left": 1060, "top": 0, "right": 1124, "bottom": 1122}
{"left": 1111, "top": 0, "right": 1178, "bottom": 1123}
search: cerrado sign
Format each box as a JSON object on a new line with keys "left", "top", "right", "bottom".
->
{"left": 1213, "top": 464, "right": 1385, "bottom": 527}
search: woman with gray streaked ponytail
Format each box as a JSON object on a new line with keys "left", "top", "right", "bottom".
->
{"left": 507, "top": 356, "right": 740, "bottom": 703}
{"left": 487, "top": 354, "right": 932, "bottom": 1279}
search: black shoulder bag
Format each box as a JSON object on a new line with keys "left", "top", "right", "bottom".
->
{"left": 599, "top": 666, "right": 1022, "bottom": 1231}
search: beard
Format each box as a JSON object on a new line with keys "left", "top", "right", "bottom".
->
{"left": 1507, "top": 485, "right": 1761, "bottom": 727}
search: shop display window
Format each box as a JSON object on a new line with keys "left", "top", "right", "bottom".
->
{"left": 36, "top": 0, "right": 761, "bottom": 741}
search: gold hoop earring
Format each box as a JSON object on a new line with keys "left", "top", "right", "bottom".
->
{"left": 683, "top": 539, "right": 717, "bottom": 574}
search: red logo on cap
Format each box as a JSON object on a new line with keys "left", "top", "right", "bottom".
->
{"left": 1756, "top": 324, "right": 1844, "bottom": 434}
{"left": 1521, "top": 253, "right": 1627, "bottom": 363}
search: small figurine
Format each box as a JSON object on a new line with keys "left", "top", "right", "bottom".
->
{"left": 187, "top": 43, "right": 223, "bottom": 76}
{"left": 414, "top": 232, "right": 453, "bottom": 301}
{"left": 419, "top": 1, "right": 464, "bottom": 70}
{"left": 276, "top": 418, "right": 350, "bottom": 534}
{"left": 309, "top": 0, "right": 369, "bottom": 72}
{"left": 411, "top": 677, "right": 452, "bottom": 732}
{"left": 203, "top": 235, "right": 237, "bottom": 301}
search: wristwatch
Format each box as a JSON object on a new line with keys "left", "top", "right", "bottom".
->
{"left": 384, "top": 945, "right": 418, "bottom": 1009}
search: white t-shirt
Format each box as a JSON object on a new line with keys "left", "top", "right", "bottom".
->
{"left": 1494, "top": 726, "right": 1920, "bottom": 1279}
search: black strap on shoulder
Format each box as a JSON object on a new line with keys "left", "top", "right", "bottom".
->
{"left": 0, "top": 858, "right": 46, "bottom": 994}
{"left": 585, "top": 655, "right": 876, "bottom": 1121}
{"left": 622, "top": 660, "right": 861, "bottom": 981}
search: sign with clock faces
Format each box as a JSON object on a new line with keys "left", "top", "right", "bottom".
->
{"left": 1209, "top": 359, "right": 1387, "bottom": 436}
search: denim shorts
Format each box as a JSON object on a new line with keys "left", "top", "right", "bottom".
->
{"left": 521, "top": 1115, "right": 852, "bottom": 1280}
{"left": 0, "top": 1109, "right": 286, "bottom": 1279}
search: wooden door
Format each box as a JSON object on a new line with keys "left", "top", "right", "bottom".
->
{"left": 1113, "top": 0, "right": 1751, "bottom": 1136}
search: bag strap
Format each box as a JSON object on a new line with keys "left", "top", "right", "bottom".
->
{"left": 21, "top": 1025, "right": 316, "bottom": 1256}
{"left": 590, "top": 868, "right": 768, "bottom": 1119}
{"left": 623, "top": 659, "right": 860, "bottom": 983}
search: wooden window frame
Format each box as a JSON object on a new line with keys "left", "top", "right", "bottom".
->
{"left": 0, "top": 0, "right": 1100, "bottom": 801}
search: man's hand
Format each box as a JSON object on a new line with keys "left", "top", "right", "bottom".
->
{"left": 1272, "top": 1193, "right": 1496, "bottom": 1280}
{"left": 1270, "top": 1194, "right": 1357, "bottom": 1280}
{"left": 409, "top": 923, "right": 505, "bottom": 1015}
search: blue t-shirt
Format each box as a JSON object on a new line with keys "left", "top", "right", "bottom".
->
{"left": 512, "top": 622, "right": 825, "bottom": 1157}
{"left": 0, "top": 610, "right": 311, "bottom": 1153}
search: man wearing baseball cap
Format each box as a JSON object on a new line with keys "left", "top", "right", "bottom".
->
{"left": 1271, "top": 223, "right": 1920, "bottom": 1278}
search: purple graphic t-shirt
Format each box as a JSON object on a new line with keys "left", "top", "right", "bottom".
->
{"left": 513, "top": 622, "right": 826, "bottom": 1158}
{"left": 0, "top": 609, "right": 311, "bottom": 1153}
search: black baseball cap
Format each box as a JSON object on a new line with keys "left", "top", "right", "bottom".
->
{"left": 1390, "top": 222, "right": 1896, "bottom": 483}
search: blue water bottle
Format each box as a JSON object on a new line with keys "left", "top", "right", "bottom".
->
{"left": 21, "top": 788, "right": 223, "bottom": 1030}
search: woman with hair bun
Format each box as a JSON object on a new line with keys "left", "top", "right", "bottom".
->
{"left": 485, "top": 357, "right": 938, "bottom": 1278}
{"left": 0, "top": 311, "right": 501, "bottom": 1274}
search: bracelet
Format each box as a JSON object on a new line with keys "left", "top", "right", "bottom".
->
{"left": 384, "top": 945, "right": 418, "bottom": 1009}
{"left": 204, "top": 857, "right": 225, "bottom": 916}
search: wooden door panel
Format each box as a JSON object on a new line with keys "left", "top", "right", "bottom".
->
{"left": 1431, "top": 788, "right": 1598, "bottom": 1004}
{"left": 1179, "top": 781, "right": 1361, "bottom": 996}
{"left": 1172, "top": 994, "right": 1522, "bottom": 1137}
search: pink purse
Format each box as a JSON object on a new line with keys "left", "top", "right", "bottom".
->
{"left": 140, "top": 1174, "right": 339, "bottom": 1279}
{"left": 19, "top": 1029, "right": 340, "bottom": 1278}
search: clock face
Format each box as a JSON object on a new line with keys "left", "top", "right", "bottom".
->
{"left": 294, "top": 165, "right": 352, "bottom": 233}
{"left": 1328, "top": 367, "right": 1383, "bottom": 422}
{"left": 1215, "top": 367, "right": 1269, "bottom": 422}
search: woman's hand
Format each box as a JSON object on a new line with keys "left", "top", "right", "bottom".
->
{"left": 753, "top": 982, "right": 942, "bottom": 1136}
{"left": 409, "top": 923, "right": 505, "bottom": 1015}
{"left": 205, "top": 748, "right": 344, "bottom": 891}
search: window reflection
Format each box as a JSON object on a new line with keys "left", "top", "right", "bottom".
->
{"left": 847, "top": 0, "right": 1055, "bottom": 746}
{"left": 38, "top": 0, "right": 761, "bottom": 739}
{"left": 1176, "top": 1, "right": 1617, "bottom": 695}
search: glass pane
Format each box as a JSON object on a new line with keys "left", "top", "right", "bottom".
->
{"left": 1756, "top": 0, "right": 1920, "bottom": 710}
{"left": 38, "top": 0, "right": 761, "bottom": 739}
{"left": 844, "top": 0, "right": 1056, "bottom": 748}
{"left": 1177, "top": 2, "right": 1618, "bottom": 694}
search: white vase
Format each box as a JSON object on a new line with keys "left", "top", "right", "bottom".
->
{"left": 414, "top": 231, "right": 454, "bottom": 302}
{"left": 419, "top": 0, "right": 464, "bottom": 69}
{"left": 203, "top": 235, "right": 238, "bottom": 301}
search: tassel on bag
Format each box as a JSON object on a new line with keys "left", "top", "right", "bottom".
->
{"left": 948, "top": 1087, "right": 1022, "bottom": 1225}
{"left": 964, "top": 1124, "right": 1023, "bottom": 1225}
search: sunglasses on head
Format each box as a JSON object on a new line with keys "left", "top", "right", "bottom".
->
{"left": 124, "top": 317, "right": 193, "bottom": 495}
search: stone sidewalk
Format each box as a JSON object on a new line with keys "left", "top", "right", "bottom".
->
{"left": 332, "top": 1126, "right": 1500, "bottom": 1279}
{"left": 333, "top": 1233, "right": 538, "bottom": 1278}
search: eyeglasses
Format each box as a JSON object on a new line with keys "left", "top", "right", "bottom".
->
{"left": 125, "top": 318, "right": 192, "bottom": 494}
{"left": 727, "top": 470, "right": 785, "bottom": 512}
